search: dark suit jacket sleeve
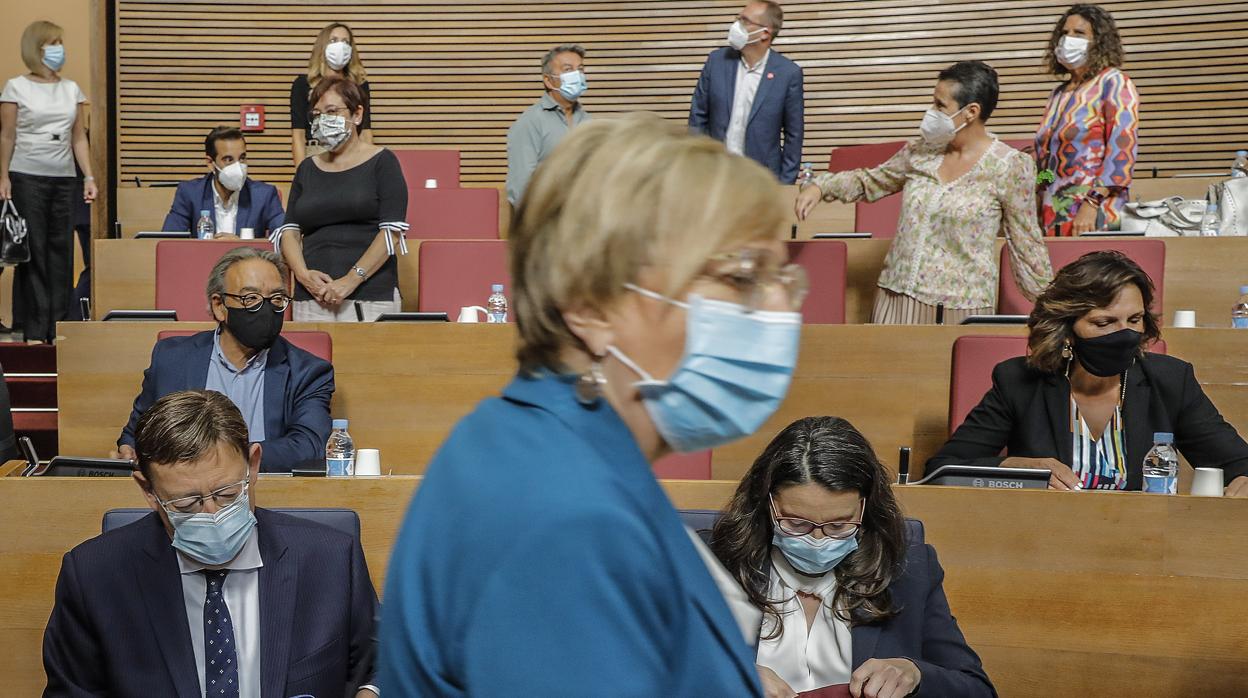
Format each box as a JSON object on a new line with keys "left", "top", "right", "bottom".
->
{"left": 779, "top": 64, "right": 804, "bottom": 184}
{"left": 926, "top": 362, "right": 1016, "bottom": 470}
{"left": 259, "top": 358, "right": 333, "bottom": 470}
{"left": 1173, "top": 361, "right": 1248, "bottom": 483}
{"left": 161, "top": 181, "right": 196, "bottom": 232}
{"left": 118, "top": 342, "right": 165, "bottom": 448}
{"left": 688, "top": 56, "right": 713, "bottom": 135}
{"left": 909, "top": 545, "right": 997, "bottom": 698}
{"left": 260, "top": 183, "right": 285, "bottom": 233}
{"left": 43, "top": 551, "right": 108, "bottom": 697}
{"left": 461, "top": 512, "right": 669, "bottom": 694}
{"left": 348, "top": 531, "right": 380, "bottom": 690}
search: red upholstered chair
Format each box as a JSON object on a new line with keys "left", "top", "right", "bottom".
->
{"left": 416, "top": 240, "right": 510, "bottom": 315}
{"left": 405, "top": 187, "right": 499, "bottom": 240}
{"left": 653, "top": 450, "right": 712, "bottom": 479}
{"left": 786, "top": 240, "right": 846, "bottom": 324}
{"left": 997, "top": 239, "right": 1166, "bottom": 316}
{"left": 826, "top": 141, "right": 908, "bottom": 239}
{"left": 391, "top": 149, "right": 460, "bottom": 189}
{"left": 947, "top": 334, "right": 1168, "bottom": 433}
{"left": 155, "top": 240, "right": 280, "bottom": 321}
{"left": 157, "top": 330, "right": 333, "bottom": 362}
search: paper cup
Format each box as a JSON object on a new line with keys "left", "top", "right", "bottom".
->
{"left": 457, "top": 306, "right": 485, "bottom": 323}
{"left": 1172, "top": 310, "right": 1196, "bottom": 328}
{"left": 1191, "top": 467, "right": 1223, "bottom": 496}
{"left": 424, "top": 178, "right": 438, "bottom": 189}
{"left": 355, "top": 449, "right": 382, "bottom": 477}
{"left": 239, "top": 227, "right": 255, "bottom": 240}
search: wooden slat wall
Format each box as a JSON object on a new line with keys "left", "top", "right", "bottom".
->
{"left": 117, "top": 0, "right": 1248, "bottom": 187}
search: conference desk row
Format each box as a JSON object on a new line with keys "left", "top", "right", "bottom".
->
{"left": 57, "top": 322, "right": 1248, "bottom": 482}
{"left": 3, "top": 476, "right": 1246, "bottom": 696}
{"left": 92, "top": 235, "right": 1248, "bottom": 328}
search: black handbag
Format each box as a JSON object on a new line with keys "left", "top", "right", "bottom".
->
{"left": 1, "top": 199, "right": 30, "bottom": 265}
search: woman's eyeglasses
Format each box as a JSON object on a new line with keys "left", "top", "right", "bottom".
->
{"left": 704, "top": 248, "right": 809, "bottom": 312}
{"left": 769, "top": 494, "right": 865, "bottom": 539}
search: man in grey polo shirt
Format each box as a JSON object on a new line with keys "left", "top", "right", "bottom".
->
{"left": 506, "top": 44, "right": 592, "bottom": 206}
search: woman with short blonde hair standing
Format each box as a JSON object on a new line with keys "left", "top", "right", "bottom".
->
{"left": 289, "top": 22, "right": 374, "bottom": 165}
{"left": 0, "top": 20, "right": 96, "bottom": 343}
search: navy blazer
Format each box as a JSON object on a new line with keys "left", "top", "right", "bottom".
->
{"left": 928, "top": 354, "right": 1248, "bottom": 488}
{"left": 43, "top": 508, "right": 378, "bottom": 698}
{"left": 377, "top": 372, "right": 762, "bottom": 696}
{"left": 162, "top": 174, "right": 285, "bottom": 234}
{"left": 689, "top": 47, "right": 805, "bottom": 183}
{"left": 118, "top": 331, "right": 334, "bottom": 472}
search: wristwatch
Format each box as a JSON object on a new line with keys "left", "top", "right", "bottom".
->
{"left": 1083, "top": 189, "right": 1107, "bottom": 206}
{"left": 352, "top": 266, "right": 367, "bottom": 279}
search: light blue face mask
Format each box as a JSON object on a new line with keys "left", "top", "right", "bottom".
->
{"left": 608, "top": 286, "right": 802, "bottom": 453}
{"left": 166, "top": 487, "right": 257, "bottom": 565}
{"left": 42, "top": 45, "right": 66, "bottom": 72}
{"left": 555, "top": 70, "right": 587, "bottom": 101}
{"left": 772, "top": 529, "right": 859, "bottom": 576}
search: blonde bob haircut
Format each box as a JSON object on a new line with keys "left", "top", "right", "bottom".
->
{"left": 510, "top": 113, "right": 786, "bottom": 374}
{"left": 306, "top": 22, "right": 367, "bottom": 87}
{"left": 21, "top": 21, "right": 63, "bottom": 73}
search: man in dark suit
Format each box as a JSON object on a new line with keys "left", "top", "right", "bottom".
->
{"left": 44, "top": 390, "right": 377, "bottom": 697}
{"left": 689, "top": 0, "right": 804, "bottom": 184}
{"left": 115, "top": 247, "right": 333, "bottom": 472}
{"left": 162, "top": 126, "right": 285, "bottom": 237}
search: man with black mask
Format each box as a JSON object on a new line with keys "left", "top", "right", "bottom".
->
{"left": 115, "top": 247, "right": 334, "bottom": 472}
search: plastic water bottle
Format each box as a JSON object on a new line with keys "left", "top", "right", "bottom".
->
{"left": 1199, "top": 203, "right": 1219, "bottom": 237}
{"left": 1232, "top": 150, "right": 1248, "bottom": 178}
{"left": 1233, "top": 285, "right": 1248, "bottom": 329}
{"left": 325, "top": 419, "right": 354, "bottom": 477}
{"left": 195, "top": 210, "right": 214, "bottom": 240}
{"left": 1142, "top": 432, "right": 1178, "bottom": 494}
{"left": 486, "top": 284, "right": 508, "bottom": 323}
{"left": 799, "top": 162, "right": 814, "bottom": 187}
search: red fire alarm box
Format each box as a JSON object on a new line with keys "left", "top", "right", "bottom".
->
{"left": 239, "top": 104, "right": 265, "bottom": 132}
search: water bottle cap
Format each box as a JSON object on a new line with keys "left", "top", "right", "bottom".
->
{"left": 1240, "top": 285, "right": 1248, "bottom": 295}
{"left": 1152, "top": 432, "right": 1173, "bottom": 444}
{"left": 1238, "top": 150, "right": 1247, "bottom": 156}
{"left": 1206, "top": 202, "right": 1218, "bottom": 211}
{"left": 491, "top": 284, "right": 504, "bottom": 293}
{"left": 332, "top": 419, "right": 349, "bottom": 429}
{"left": 200, "top": 210, "right": 210, "bottom": 216}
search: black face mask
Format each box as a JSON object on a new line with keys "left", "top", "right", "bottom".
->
{"left": 1071, "top": 328, "right": 1141, "bottom": 377}
{"left": 223, "top": 301, "right": 283, "bottom": 351}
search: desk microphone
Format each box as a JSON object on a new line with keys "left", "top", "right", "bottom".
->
{"left": 790, "top": 224, "right": 798, "bottom": 240}
{"left": 897, "top": 447, "right": 911, "bottom": 485}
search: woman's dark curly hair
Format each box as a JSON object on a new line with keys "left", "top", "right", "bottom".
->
{"left": 709, "top": 416, "right": 906, "bottom": 640}
{"left": 1045, "top": 4, "right": 1125, "bottom": 78}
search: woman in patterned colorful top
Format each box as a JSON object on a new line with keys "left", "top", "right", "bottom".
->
{"left": 795, "top": 61, "right": 1052, "bottom": 324}
{"left": 1034, "top": 4, "right": 1139, "bottom": 236}
{"left": 929, "top": 251, "right": 1248, "bottom": 497}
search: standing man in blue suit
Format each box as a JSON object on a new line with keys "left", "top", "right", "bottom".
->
{"left": 162, "top": 126, "right": 285, "bottom": 237}
{"left": 45, "top": 390, "right": 379, "bottom": 697}
{"left": 689, "top": 1, "right": 804, "bottom": 184}
{"left": 114, "top": 247, "right": 334, "bottom": 472}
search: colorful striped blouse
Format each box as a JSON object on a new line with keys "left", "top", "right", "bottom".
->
{"left": 1034, "top": 67, "right": 1140, "bottom": 237}
{"left": 1070, "top": 396, "right": 1128, "bottom": 491}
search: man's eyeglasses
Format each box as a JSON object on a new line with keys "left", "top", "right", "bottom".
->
{"left": 157, "top": 478, "right": 249, "bottom": 515}
{"left": 703, "top": 248, "right": 809, "bottom": 312}
{"left": 220, "top": 292, "right": 292, "bottom": 312}
{"left": 769, "top": 494, "right": 865, "bottom": 539}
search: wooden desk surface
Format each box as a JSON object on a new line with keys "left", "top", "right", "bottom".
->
{"left": 3, "top": 478, "right": 1245, "bottom": 696}
{"left": 91, "top": 236, "right": 1248, "bottom": 328}
{"left": 56, "top": 322, "right": 1248, "bottom": 483}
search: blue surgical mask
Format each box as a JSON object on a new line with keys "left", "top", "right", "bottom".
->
{"left": 772, "top": 530, "right": 859, "bottom": 575}
{"left": 556, "top": 70, "right": 587, "bottom": 101}
{"left": 166, "top": 488, "right": 257, "bottom": 565}
{"left": 42, "top": 45, "right": 66, "bottom": 72}
{"left": 608, "top": 287, "right": 802, "bottom": 453}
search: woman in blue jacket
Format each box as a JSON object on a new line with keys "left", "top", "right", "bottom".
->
{"left": 378, "top": 114, "right": 810, "bottom": 695}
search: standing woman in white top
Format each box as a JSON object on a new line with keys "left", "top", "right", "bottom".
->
{"left": 710, "top": 416, "right": 995, "bottom": 698}
{"left": 0, "top": 21, "right": 97, "bottom": 344}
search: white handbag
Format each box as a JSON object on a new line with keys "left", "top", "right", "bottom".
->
{"left": 1120, "top": 178, "right": 1248, "bottom": 237}
{"left": 1214, "top": 177, "right": 1248, "bottom": 236}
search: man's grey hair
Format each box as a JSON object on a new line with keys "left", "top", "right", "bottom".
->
{"left": 205, "top": 246, "right": 289, "bottom": 301}
{"left": 541, "top": 44, "right": 586, "bottom": 76}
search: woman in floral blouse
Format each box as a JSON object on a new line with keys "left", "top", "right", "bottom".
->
{"left": 796, "top": 61, "right": 1052, "bottom": 324}
{"left": 1034, "top": 4, "right": 1139, "bottom": 236}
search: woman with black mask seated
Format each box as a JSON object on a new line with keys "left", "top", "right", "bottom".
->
{"left": 928, "top": 251, "right": 1248, "bottom": 497}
